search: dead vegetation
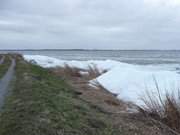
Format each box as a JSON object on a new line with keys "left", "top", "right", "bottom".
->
{"left": 52, "top": 65, "right": 82, "bottom": 79}
{"left": 87, "top": 65, "right": 104, "bottom": 79}
{"left": 63, "top": 64, "right": 82, "bottom": 77}
{"left": 139, "top": 80, "right": 180, "bottom": 134}
{"left": 51, "top": 65, "right": 128, "bottom": 114}
{"left": 52, "top": 64, "right": 105, "bottom": 80}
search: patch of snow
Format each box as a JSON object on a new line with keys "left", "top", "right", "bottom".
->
{"left": 79, "top": 71, "right": 89, "bottom": 75}
{"left": 96, "top": 66, "right": 180, "bottom": 105}
{"left": 24, "top": 55, "right": 121, "bottom": 71}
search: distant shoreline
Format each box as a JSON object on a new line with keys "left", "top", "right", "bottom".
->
{"left": 0, "top": 49, "right": 180, "bottom": 51}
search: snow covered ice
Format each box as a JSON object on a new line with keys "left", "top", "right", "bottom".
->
{"left": 24, "top": 55, "right": 180, "bottom": 105}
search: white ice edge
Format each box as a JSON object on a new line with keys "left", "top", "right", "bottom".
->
{"left": 24, "top": 55, "right": 180, "bottom": 106}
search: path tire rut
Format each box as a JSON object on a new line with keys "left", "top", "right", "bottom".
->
{"left": 0, "top": 58, "right": 16, "bottom": 109}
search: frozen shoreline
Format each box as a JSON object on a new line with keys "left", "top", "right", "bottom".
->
{"left": 24, "top": 55, "right": 180, "bottom": 105}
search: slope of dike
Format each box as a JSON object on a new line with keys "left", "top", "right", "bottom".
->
{"left": 0, "top": 54, "right": 177, "bottom": 135}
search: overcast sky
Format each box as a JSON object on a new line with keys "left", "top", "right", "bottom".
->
{"left": 0, "top": 0, "right": 180, "bottom": 50}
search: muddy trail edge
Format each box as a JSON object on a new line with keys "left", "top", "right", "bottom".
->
{"left": 0, "top": 58, "right": 16, "bottom": 109}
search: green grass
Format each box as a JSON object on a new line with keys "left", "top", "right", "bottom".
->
{"left": 0, "top": 58, "right": 120, "bottom": 135}
{"left": 0, "top": 56, "right": 11, "bottom": 78}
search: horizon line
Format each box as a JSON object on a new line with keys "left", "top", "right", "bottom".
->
{"left": 0, "top": 49, "right": 180, "bottom": 51}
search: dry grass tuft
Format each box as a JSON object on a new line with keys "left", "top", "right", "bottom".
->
{"left": 91, "top": 80, "right": 118, "bottom": 97}
{"left": 53, "top": 64, "right": 105, "bottom": 80}
{"left": 51, "top": 64, "right": 106, "bottom": 81}
{"left": 104, "top": 99, "right": 120, "bottom": 106}
{"left": 87, "top": 65, "right": 102, "bottom": 79}
{"left": 91, "top": 80, "right": 106, "bottom": 90}
{"left": 63, "top": 64, "right": 82, "bottom": 77}
{"left": 164, "top": 94, "right": 180, "bottom": 132}
{"left": 139, "top": 80, "right": 180, "bottom": 133}
{"left": 52, "top": 65, "right": 82, "bottom": 78}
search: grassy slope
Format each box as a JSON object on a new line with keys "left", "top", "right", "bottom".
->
{"left": 0, "top": 56, "right": 11, "bottom": 78}
{"left": 0, "top": 58, "right": 120, "bottom": 135}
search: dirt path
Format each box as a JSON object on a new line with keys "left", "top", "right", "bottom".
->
{"left": 0, "top": 56, "right": 4, "bottom": 64}
{"left": 0, "top": 58, "right": 16, "bottom": 109}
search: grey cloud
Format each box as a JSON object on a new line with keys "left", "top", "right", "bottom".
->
{"left": 0, "top": 0, "right": 180, "bottom": 49}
